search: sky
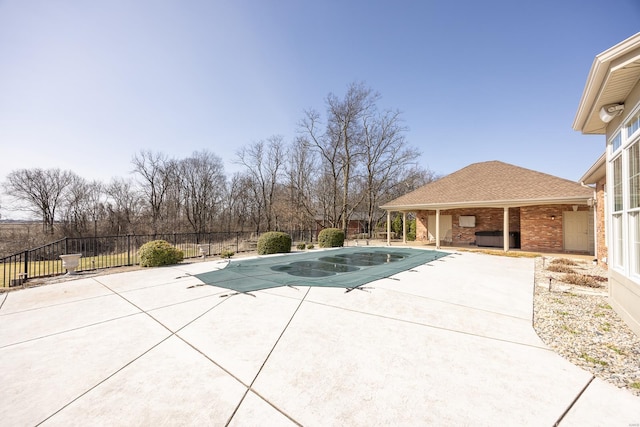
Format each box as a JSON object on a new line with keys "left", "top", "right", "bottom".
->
{"left": 1, "top": 0, "right": 639, "bottom": 219}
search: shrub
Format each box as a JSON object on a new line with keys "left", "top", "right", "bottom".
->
{"left": 561, "top": 273, "right": 602, "bottom": 288}
{"left": 138, "top": 240, "right": 184, "bottom": 267}
{"left": 551, "top": 258, "right": 578, "bottom": 266}
{"left": 318, "top": 228, "right": 345, "bottom": 248}
{"left": 307, "top": 244, "right": 314, "bottom": 250}
{"left": 257, "top": 232, "right": 292, "bottom": 255}
{"left": 296, "top": 242, "right": 306, "bottom": 250}
{"left": 220, "top": 249, "right": 234, "bottom": 259}
{"left": 547, "top": 264, "right": 575, "bottom": 274}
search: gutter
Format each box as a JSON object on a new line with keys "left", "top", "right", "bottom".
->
{"left": 380, "top": 196, "right": 593, "bottom": 212}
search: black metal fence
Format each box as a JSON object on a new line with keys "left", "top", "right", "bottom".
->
{"left": 1, "top": 230, "right": 316, "bottom": 288}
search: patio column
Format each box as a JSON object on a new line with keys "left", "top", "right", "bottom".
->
{"left": 402, "top": 212, "right": 407, "bottom": 244}
{"left": 387, "top": 210, "right": 391, "bottom": 246}
{"left": 503, "top": 207, "right": 510, "bottom": 252}
{"left": 435, "top": 209, "right": 441, "bottom": 249}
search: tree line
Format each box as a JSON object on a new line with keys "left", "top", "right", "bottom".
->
{"left": 2, "top": 83, "right": 436, "bottom": 244}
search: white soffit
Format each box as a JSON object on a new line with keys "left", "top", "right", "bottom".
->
{"left": 574, "top": 33, "right": 640, "bottom": 135}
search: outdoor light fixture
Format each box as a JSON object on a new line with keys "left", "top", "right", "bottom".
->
{"left": 551, "top": 215, "right": 556, "bottom": 220}
{"left": 599, "top": 103, "right": 625, "bottom": 123}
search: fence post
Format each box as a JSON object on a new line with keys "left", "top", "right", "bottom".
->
{"left": 236, "top": 232, "right": 239, "bottom": 253}
{"left": 23, "top": 250, "right": 29, "bottom": 278}
{"left": 127, "top": 235, "right": 131, "bottom": 266}
{"left": 64, "top": 237, "right": 68, "bottom": 255}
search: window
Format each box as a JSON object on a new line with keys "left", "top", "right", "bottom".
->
{"left": 608, "top": 107, "right": 640, "bottom": 277}
{"left": 613, "top": 155, "right": 623, "bottom": 212}
{"left": 630, "top": 141, "right": 640, "bottom": 209}
{"left": 628, "top": 114, "right": 640, "bottom": 139}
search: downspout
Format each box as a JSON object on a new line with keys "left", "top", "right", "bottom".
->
{"left": 581, "top": 182, "right": 598, "bottom": 260}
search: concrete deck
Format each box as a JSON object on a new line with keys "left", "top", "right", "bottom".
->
{"left": 1, "top": 250, "right": 638, "bottom": 426}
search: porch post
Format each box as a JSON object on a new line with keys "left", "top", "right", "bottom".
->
{"left": 503, "top": 207, "right": 510, "bottom": 252}
{"left": 435, "top": 209, "right": 441, "bottom": 249}
{"left": 402, "top": 212, "right": 407, "bottom": 244}
{"left": 386, "top": 211, "right": 391, "bottom": 246}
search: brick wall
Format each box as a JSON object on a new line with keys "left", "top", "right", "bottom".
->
{"left": 415, "top": 205, "right": 593, "bottom": 253}
{"left": 520, "top": 204, "right": 592, "bottom": 252}
{"left": 415, "top": 208, "right": 520, "bottom": 245}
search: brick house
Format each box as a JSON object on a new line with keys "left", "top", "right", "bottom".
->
{"left": 380, "top": 160, "right": 594, "bottom": 253}
{"left": 573, "top": 32, "right": 640, "bottom": 336}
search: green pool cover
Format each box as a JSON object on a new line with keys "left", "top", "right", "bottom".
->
{"left": 194, "top": 247, "right": 448, "bottom": 293}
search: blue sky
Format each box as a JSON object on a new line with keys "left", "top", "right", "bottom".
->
{"left": 1, "top": 0, "right": 639, "bottom": 218}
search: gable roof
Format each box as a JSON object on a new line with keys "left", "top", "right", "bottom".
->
{"left": 573, "top": 32, "right": 640, "bottom": 135}
{"left": 380, "top": 161, "right": 593, "bottom": 211}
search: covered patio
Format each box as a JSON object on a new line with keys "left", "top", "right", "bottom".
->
{"left": 380, "top": 161, "right": 595, "bottom": 253}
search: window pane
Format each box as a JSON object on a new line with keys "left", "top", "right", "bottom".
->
{"left": 612, "top": 132, "right": 622, "bottom": 152}
{"left": 630, "top": 142, "right": 640, "bottom": 209}
{"left": 613, "top": 156, "right": 623, "bottom": 211}
{"left": 628, "top": 115, "right": 640, "bottom": 138}
{"left": 613, "top": 214, "right": 623, "bottom": 268}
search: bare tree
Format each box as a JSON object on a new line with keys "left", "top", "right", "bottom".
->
{"left": 281, "top": 137, "right": 318, "bottom": 232}
{"left": 300, "top": 82, "right": 379, "bottom": 233}
{"left": 4, "top": 168, "right": 75, "bottom": 234}
{"left": 361, "top": 109, "right": 423, "bottom": 236}
{"left": 131, "top": 150, "right": 172, "bottom": 234}
{"left": 104, "top": 177, "right": 142, "bottom": 235}
{"left": 235, "top": 136, "right": 287, "bottom": 232}
{"left": 221, "top": 172, "right": 251, "bottom": 232}
{"left": 177, "top": 150, "right": 226, "bottom": 235}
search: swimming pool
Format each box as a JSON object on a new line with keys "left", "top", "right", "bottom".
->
{"left": 194, "top": 247, "right": 448, "bottom": 293}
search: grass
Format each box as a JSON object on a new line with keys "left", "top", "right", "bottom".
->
{"left": 630, "top": 382, "right": 640, "bottom": 390}
{"left": 1, "top": 244, "right": 224, "bottom": 287}
{"left": 580, "top": 353, "right": 608, "bottom": 366}
{"left": 1, "top": 252, "right": 138, "bottom": 287}
{"left": 606, "top": 344, "right": 626, "bottom": 355}
{"left": 600, "top": 322, "right": 612, "bottom": 332}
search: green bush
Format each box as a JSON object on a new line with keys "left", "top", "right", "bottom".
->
{"left": 138, "top": 240, "right": 184, "bottom": 267}
{"left": 307, "top": 244, "right": 314, "bottom": 250}
{"left": 220, "top": 249, "right": 235, "bottom": 259}
{"left": 257, "top": 232, "right": 292, "bottom": 255}
{"left": 318, "top": 228, "right": 345, "bottom": 248}
{"left": 296, "top": 242, "right": 306, "bottom": 250}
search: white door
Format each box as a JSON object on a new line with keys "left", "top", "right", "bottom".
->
{"left": 563, "top": 211, "right": 589, "bottom": 252}
{"left": 427, "top": 215, "right": 452, "bottom": 243}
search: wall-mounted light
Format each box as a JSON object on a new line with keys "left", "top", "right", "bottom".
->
{"left": 551, "top": 215, "right": 556, "bottom": 220}
{"left": 599, "top": 103, "right": 625, "bottom": 123}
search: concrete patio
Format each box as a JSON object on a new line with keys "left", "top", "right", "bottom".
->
{"left": 1, "top": 250, "right": 639, "bottom": 426}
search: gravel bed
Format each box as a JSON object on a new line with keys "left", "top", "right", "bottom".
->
{"left": 533, "top": 256, "right": 640, "bottom": 396}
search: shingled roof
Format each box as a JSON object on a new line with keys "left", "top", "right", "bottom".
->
{"left": 380, "top": 161, "right": 593, "bottom": 210}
